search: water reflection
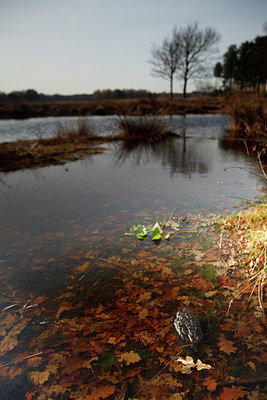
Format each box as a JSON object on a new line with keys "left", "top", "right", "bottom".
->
{"left": 112, "top": 137, "right": 214, "bottom": 177}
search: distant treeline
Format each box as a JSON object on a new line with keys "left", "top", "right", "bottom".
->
{"left": 0, "top": 88, "right": 163, "bottom": 102}
{"left": 0, "top": 88, "right": 214, "bottom": 102}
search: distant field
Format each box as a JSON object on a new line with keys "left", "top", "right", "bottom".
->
{"left": 0, "top": 97, "right": 229, "bottom": 119}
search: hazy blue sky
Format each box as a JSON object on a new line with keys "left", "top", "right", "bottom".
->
{"left": 0, "top": 0, "right": 266, "bottom": 94}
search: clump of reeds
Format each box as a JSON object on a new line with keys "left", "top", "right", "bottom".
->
{"left": 116, "top": 116, "right": 173, "bottom": 140}
{"left": 229, "top": 96, "right": 267, "bottom": 138}
{"left": 55, "top": 118, "right": 97, "bottom": 139}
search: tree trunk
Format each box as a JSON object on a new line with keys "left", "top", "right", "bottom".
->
{"left": 183, "top": 76, "right": 187, "bottom": 98}
{"left": 170, "top": 75, "right": 173, "bottom": 100}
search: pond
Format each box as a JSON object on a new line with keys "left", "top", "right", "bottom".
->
{"left": 0, "top": 115, "right": 266, "bottom": 399}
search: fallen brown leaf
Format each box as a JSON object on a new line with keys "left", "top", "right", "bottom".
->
{"left": 218, "top": 334, "right": 237, "bottom": 355}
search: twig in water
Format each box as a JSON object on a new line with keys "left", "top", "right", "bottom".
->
{"left": 243, "top": 140, "right": 249, "bottom": 156}
{"left": 257, "top": 151, "right": 267, "bottom": 180}
{"left": 0, "top": 351, "right": 43, "bottom": 368}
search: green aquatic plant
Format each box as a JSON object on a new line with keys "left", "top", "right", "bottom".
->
{"left": 125, "top": 221, "right": 170, "bottom": 242}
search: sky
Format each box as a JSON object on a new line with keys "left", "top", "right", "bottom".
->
{"left": 0, "top": 0, "right": 266, "bottom": 95}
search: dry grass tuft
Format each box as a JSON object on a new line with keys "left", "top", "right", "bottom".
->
{"left": 55, "top": 118, "right": 97, "bottom": 139}
{"left": 116, "top": 116, "right": 174, "bottom": 140}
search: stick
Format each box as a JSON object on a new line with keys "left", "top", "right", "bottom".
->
{"left": 0, "top": 352, "right": 43, "bottom": 368}
{"left": 257, "top": 151, "right": 267, "bottom": 180}
{"left": 243, "top": 140, "right": 249, "bottom": 156}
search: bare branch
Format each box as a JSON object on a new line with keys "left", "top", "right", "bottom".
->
{"left": 149, "top": 27, "right": 181, "bottom": 99}
{"left": 174, "top": 22, "right": 220, "bottom": 97}
{"left": 149, "top": 22, "right": 220, "bottom": 98}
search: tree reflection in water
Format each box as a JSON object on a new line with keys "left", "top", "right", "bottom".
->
{"left": 111, "top": 135, "right": 212, "bottom": 177}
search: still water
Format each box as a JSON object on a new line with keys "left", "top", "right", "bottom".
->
{"left": 0, "top": 114, "right": 229, "bottom": 142}
{"left": 0, "top": 115, "right": 265, "bottom": 399}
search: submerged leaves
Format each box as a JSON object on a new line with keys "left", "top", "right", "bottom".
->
{"left": 218, "top": 333, "right": 237, "bottom": 355}
{"left": 118, "top": 351, "right": 141, "bottom": 366}
{"left": 0, "top": 211, "right": 266, "bottom": 399}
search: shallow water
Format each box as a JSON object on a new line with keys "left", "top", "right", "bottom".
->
{"left": 0, "top": 115, "right": 265, "bottom": 399}
{"left": 0, "top": 114, "right": 229, "bottom": 142}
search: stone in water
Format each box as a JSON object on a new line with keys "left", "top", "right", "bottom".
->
{"left": 174, "top": 308, "right": 203, "bottom": 350}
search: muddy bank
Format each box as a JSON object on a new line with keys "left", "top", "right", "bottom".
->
{"left": 0, "top": 135, "right": 107, "bottom": 172}
{"left": 0, "top": 97, "right": 228, "bottom": 119}
{"left": 0, "top": 132, "right": 182, "bottom": 173}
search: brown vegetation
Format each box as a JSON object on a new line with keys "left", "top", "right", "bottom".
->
{"left": 229, "top": 95, "right": 267, "bottom": 138}
{"left": 55, "top": 118, "right": 97, "bottom": 139}
{"left": 0, "top": 97, "right": 228, "bottom": 119}
{"left": 116, "top": 115, "right": 176, "bottom": 140}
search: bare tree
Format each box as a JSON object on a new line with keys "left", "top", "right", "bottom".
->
{"left": 263, "top": 21, "right": 267, "bottom": 34}
{"left": 174, "top": 23, "right": 220, "bottom": 98}
{"left": 149, "top": 28, "right": 181, "bottom": 99}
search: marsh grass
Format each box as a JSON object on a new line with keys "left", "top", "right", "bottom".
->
{"left": 55, "top": 118, "right": 97, "bottom": 139}
{"left": 229, "top": 96, "right": 267, "bottom": 138}
{"left": 116, "top": 116, "right": 174, "bottom": 140}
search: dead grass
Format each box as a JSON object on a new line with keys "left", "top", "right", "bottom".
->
{"left": 0, "top": 97, "right": 228, "bottom": 119}
{"left": 55, "top": 118, "right": 97, "bottom": 139}
{"left": 116, "top": 116, "right": 175, "bottom": 140}
{"left": 228, "top": 95, "right": 267, "bottom": 138}
{"left": 220, "top": 203, "right": 267, "bottom": 316}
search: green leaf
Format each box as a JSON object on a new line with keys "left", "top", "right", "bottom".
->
{"left": 152, "top": 234, "right": 162, "bottom": 241}
{"left": 137, "top": 232, "right": 147, "bottom": 240}
{"left": 152, "top": 222, "right": 163, "bottom": 236}
{"left": 164, "top": 233, "right": 170, "bottom": 240}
